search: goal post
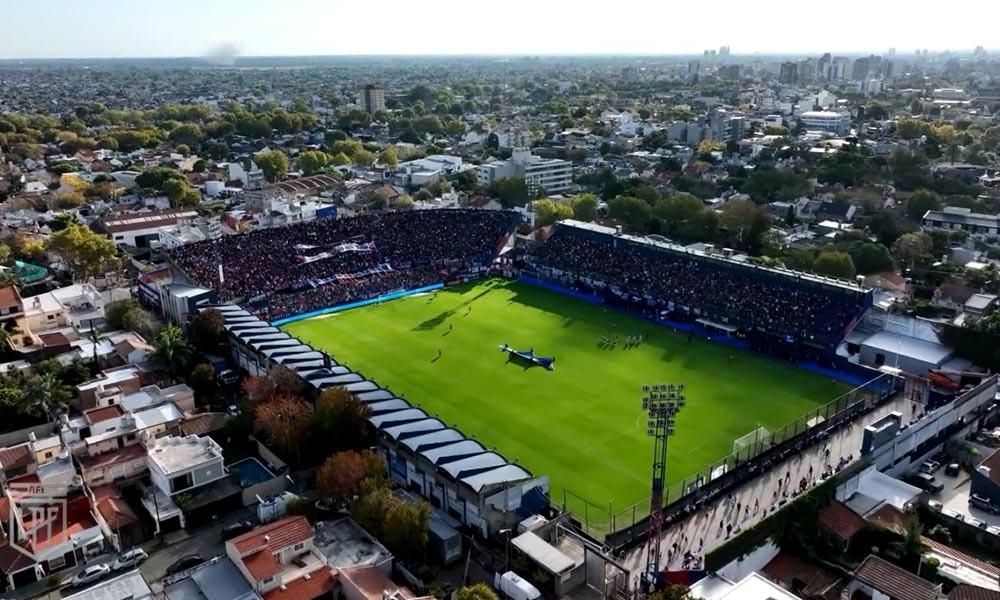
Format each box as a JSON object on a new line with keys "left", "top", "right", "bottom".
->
{"left": 732, "top": 426, "right": 772, "bottom": 461}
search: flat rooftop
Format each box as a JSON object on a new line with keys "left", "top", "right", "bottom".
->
{"left": 313, "top": 517, "right": 392, "bottom": 569}
{"left": 148, "top": 435, "right": 222, "bottom": 474}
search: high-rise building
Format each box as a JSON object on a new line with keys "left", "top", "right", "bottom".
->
{"left": 360, "top": 85, "right": 385, "bottom": 113}
{"left": 688, "top": 60, "right": 700, "bottom": 74}
{"left": 622, "top": 65, "right": 640, "bottom": 83}
{"left": 475, "top": 148, "right": 573, "bottom": 196}
{"left": 852, "top": 55, "right": 881, "bottom": 81}
{"left": 718, "top": 64, "right": 741, "bottom": 80}
{"left": 779, "top": 62, "right": 799, "bottom": 84}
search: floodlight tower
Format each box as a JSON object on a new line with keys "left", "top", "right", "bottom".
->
{"left": 641, "top": 383, "right": 685, "bottom": 591}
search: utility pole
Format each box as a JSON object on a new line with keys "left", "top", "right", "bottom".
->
{"left": 641, "top": 383, "right": 685, "bottom": 592}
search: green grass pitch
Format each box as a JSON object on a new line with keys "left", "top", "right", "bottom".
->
{"left": 283, "top": 278, "right": 846, "bottom": 515}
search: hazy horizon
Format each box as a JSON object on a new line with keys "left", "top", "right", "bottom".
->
{"left": 1, "top": 0, "right": 999, "bottom": 60}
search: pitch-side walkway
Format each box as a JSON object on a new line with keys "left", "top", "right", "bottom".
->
{"left": 622, "top": 393, "right": 921, "bottom": 582}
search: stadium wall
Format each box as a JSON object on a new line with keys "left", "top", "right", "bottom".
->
{"left": 269, "top": 283, "right": 444, "bottom": 326}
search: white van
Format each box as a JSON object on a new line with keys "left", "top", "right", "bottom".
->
{"left": 494, "top": 571, "right": 542, "bottom": 600}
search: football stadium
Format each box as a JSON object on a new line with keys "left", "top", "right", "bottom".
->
{"left": 282, "top": 277, "right": 849, "bottom": 513}
{"left": 167, "top": 208, "right": 887, "bottom": 536}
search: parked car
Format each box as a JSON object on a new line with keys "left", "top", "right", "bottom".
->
{"left": 944, "top": 463, "right": 961, "bottom": 477}
{"left": 111, "top": 548, "right": 148, "bottom": 571}
{"left": 165, "top": 554, "right": 205, "bottom": 576}
{"left": 904, "top": 472, "right": 944, "bottom": 494}
{"left": 71, "top": 564, "right": 111, "bottom": 587}
{"left": 942, "top": 507, "right": 964, "bottom": 521}
{"left": 987, "top": 525, "right": 1000, "bottom": 537}
{"left": 967, "top": 516, "right": 987, "bottom": 528}
{"left": 970, "top": 493, "right": 1000, "bottom": 514}
{"left": 919, "top": 460, "right": 941, "bottom": 475}
{"left": 927, "top": 500, "right": 944, "bottom": 511}
{"left": 221, "top": 520, "right": 256, "bottom": 541}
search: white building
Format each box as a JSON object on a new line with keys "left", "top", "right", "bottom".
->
{"left": 798, "top": 111, "right": 850, "bottom": 134}
{"left": 922, "top": 206, "right": 1000, "bottom": 238}
{"left": 476, "top": 149, "right": 573, "bottom": 196}
{"left": 23, "top": 283, "right": 104, "bottom": 334}
{"left": 97, "top": 210, "right": 199, "bottom": 248}
{"left": 142, "top": 434, "right": 227, "bottom": 533}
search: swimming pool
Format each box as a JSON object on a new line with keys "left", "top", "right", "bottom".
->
{"left": 230, "top": 457, "right": 275, "bottom": 487}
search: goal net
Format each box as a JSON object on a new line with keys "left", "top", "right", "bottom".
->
{"left": 732, "top": 426, "right": 772, "bottom": 461}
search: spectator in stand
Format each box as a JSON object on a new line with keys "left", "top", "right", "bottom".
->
{"left": 525, "top": 227, "right": 865, "bottom": 351}
{"left": 168, "top": 209, "right": 519, "bottom": 320}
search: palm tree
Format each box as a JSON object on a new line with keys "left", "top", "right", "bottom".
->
{"left": 153, "top": 324, "right": 191, "bottom": 382}
{"left": 86, "top": 319, "right": 110, "bottom": 369}
{"left": 22, "top": 372, "right": 71, "bottom": 417}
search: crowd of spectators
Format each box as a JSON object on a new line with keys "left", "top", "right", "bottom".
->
{"left": 526, "top": 227, "right": 868, "bottom": 350}
{"left": 168, "top": 209, "right": 519, "bottom": 319}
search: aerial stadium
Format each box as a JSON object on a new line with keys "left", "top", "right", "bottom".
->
{"left": 166, "top": 209, "right": 895, "bottom": 538}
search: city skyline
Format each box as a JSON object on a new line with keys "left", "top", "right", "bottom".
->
{"left": 2, "top": 0, "right": 999, "bottom": 60}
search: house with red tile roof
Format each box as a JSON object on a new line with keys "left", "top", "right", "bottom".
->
{"left": 226, "top": 516, "right": 336, "bottom": 600}
{"left": 0, "top": 485, "right": 107, "bottom": 590}
{"left": 844, "top": 554, "right": 941, "bottom": 600}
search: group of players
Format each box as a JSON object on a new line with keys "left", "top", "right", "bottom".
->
{"left": 598, "top": 332, "right": 646, "bottom": 349}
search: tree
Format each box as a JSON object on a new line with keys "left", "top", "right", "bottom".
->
{"left": 392, "top": 195, "right": 415, "bottom": 210}
{"left": 382, "top": 497, "right": 430, "bottom": 563}
{"left": 254, "top": 394, "right": 312, "bottom": 463}
{"left": 254, "top": 149, "right": 289, "bottom": 182}
{"left": 312, "top": 386, "right": 373, "bottom": 450}
{"left": 153, "top": 324, "right": 191, "bottom": 381}
{"left": 490, "top": 178, "right": 529, "bottom": 208}
{"left": 353, "top": 149, "right": 376, "bottom": 167}
{"left": 532, "top": 199, "right": 573, "bottom": 227}
{"left": 55, "top": 191, "right": 86, "bottom": 209}
{"left": 106, "top": 298, "right": 140, "bottom": 328}
{"left": 50, "top": 212, "right": 82, "bottom": 232}
{"left": 135, "top": 167, "right": 186, "bottom": 190}
{"left": 317, "top": 451, "right": 366, "bottom": 508}
{"left": 189, "top": 363, "right": 216, "bottom": 404}
{"left": 455, "top": 584, "right": 498, "bottom": 600}
{"left": 168, "top": 123, "right": 204, "bottom": 146}
{"left": 607, "top": 196, "right": 652, "bottom": 231}
{"left": 379, "top": 147, "right": 398, "bottom": 167}
{"left": 719, "top": 199, "right": 772, "bottom": 254}
{"left": 298, "top": 150, "right": 331, "bottom": 175}
{"left": 46, "top": 225, "right": 119, "bottom": 281}
{"left": 162, "top": 178, "right": 201, "bottom": 208}
{"left": 655, "top": 193, "right": 704, "bottom": 232}
{"left": 188, "top": 308, "right": 226, "bottom": 353}
{"left": 813, "top": 250, "right": 856, "bottom": 278}
{"left": 867, "top": 212, "right": 900, "bottom": 246}
{"left": 22, "top": 372, "right": 71, "bottom": 416}
{"left": 905, "top": 189, "right": 940, "bottom": 221}
{"left": 892, "top": 231, "right": 933, "bottom": 269}
{"left": 848, "top": 242, "right": 894, "bottom": 275}
{"left": 569, "top": 193, "right": 598, "bottom": 222}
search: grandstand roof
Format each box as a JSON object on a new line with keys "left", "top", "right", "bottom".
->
{"left": 421, "top": 439, "right": 487, "bottom": 464}
{"left": 399, "top": 428, "right": 466, "bottom": 453}
{"left": 557, "top": 219, "right": 869, "bottom": 294}
{"left": 369, "top": 408, "right": 428, "bottom": 428}
{"left": 367, "top": 399, "right": 412, "bottom": 414}
{"left": 211, "top": 304, "right": 533, "bottom": 496}
{"left": 382, "top": 418, "right": 445, "bottom": 441}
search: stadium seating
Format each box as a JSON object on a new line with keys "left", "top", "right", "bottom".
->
{"left": 168, "top": 209, "right": 519, "bottom": 320}
{"left": 525, "top": 223, "right": 870, "bottom": 354}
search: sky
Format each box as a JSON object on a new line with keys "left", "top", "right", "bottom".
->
{"left": 2, "top": 0, "right": 999, "bottom": 60}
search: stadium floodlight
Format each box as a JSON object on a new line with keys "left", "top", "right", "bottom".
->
{"left": 641, "top": 382, "right": 686, "bottom": 592}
